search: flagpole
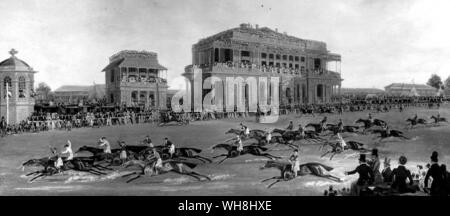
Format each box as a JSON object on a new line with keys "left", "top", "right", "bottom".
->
{"left": 6, "top": 83, "right": 9, "bottom": 124}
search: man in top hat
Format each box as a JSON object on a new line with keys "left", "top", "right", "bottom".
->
{"left": 391, "top": 155, "right": 415, "bottom": 194}
{"left": 425, "top": 151, "right": 445, "bottom": 196}
{"left": 345, "top": 154, "right": 374, "bottom": 195}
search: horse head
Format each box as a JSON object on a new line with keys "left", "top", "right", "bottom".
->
{"left": 225, "top": 128, "right": 239, "bottom": 134}
{"left": 260, "top": 160, "right": 284, "bottom": 171}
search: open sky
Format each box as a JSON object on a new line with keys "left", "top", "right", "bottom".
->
{"left": 1, "top": 0, "right": 449, "bottom": 90}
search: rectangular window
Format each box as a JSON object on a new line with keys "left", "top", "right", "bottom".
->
{"left": 261, "top": 53, "right": 267, "bottom": 58}
{"left": 261, "top": 61, "right": 267, "bottom": 66}
{"left": 289, "top": 55, "right": 294, "bottom": 61}
{"left": 295, "top": 56, "right": 299, "bottom": 61}
{"left": 276, "top": 54, "right": 281, "bottom": 60}
{"left": 282, "top": 55, "right": 287, "bottom": 60}
{"left": 269, "top": 62, "right": 274, "bottom": 66}
{"left": 241, "top": 50, "right": 250, "bottom": 57}
{"left": 269, "top": 54, "right": 274, "bottom": 59}
{"left": 295, "top": 64, "right": 299, "bottom": 69}
{"left": 110, "top": 69, "right": 115, "bottom": 83}
{"left": 282, "top": 63, "right": 287, "bottom": 68}
{"left": 276, "top": 63, "right": 280, "bottom": 67}
{"left": 301, "top": 56, "right": 305, "bottom": 62}
{"left": 289, "top": 63, "right": 293, "bottom": 68}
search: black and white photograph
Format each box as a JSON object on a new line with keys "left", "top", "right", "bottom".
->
{"left": 1, "top": 0, "right": 450, "bottom": 201}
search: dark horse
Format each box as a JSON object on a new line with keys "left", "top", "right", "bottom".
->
{"left": 76, "top": 146, "right": 123, "bottom": 165}
{"left": 121, "top": 159, "right": 211, "bottom": 183}
{"left": 225, "top": 128, "right": 267, "bottom": 138}
{"left": 430, "top": 115, "right": 447, "bottom": 124}
{"left": 355, "top": 118, "right": 387, "bottom": 133}
{"left": 305, "top": 123, "right": 325, "bottom": 133}
{"left": 324, "top": 124, "right": 361, "bottom": 136}
{"left": 260, "top": 160, "right": 341, "bottom": 188}
{"left": 406, "top": 118, "right": 427, "bottom": 129}
{"left": 320, "top": 141, "right": 369, "bottom": 160}
{"left": 370, "top": 129, "right": 409, "bottom": 142}
{"left": 170, "top": 147, "right": 212, "bottom": 163}
{"left": 22, "top": 156, "right": 109, "bottom": 182}
{"left": 211, "top": 143, "right": 281, "bottom": 164}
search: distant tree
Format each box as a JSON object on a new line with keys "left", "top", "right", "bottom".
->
{"left": 444, "top": 76, "right": 450, "bottom": 90}
{"left": 35, "top": 82, "right": 52, "bottom": 101}
{"left": 427, "top": 74, "right": 443, "bottom": 89}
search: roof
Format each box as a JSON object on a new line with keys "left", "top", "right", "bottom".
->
{"left": 385, "top": 83, "right": 436, "bottom": 90}
{"left": 340, "top": 88, "right": 385, "bottom": 94}
{"left": 0, "top": 56, "right": 33, "bottom": 72}
{"left": 54, "top": 84, "right": 106, "bottom": 99}
{"left": 102, "top": 50, "right": 167, "bottom": 72}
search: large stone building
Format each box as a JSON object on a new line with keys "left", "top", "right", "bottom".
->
{"left": 384, "top": 83, "right": 437, "bottom": 97}
{"left": 0, "top": 49, "right": 36, "bottom": 124}
{"left": 102, "top": 50, "right": 168, "bottom": 109}
{"left": 53, "top": 84, "right": 106, "bottom": 105}
{"left": 182, "top": 23, "right": 342, "bottom": 112}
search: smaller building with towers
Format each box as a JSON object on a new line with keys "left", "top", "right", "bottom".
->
{"left": 102, "top": 50, "right": 168, "bottom": 109}
{"left": 0, "top": 49, "right": 36, "bottom": 124}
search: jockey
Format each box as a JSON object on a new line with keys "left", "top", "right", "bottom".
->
{"left": 118, "top": 141, "right": 127, "bottom": 162}
{"left": 298, "top": 124, "right": 306, "bottom": 138}
{"left": 164, "top": 137, "right": 175, "bottom": 158}
{"left": 265, "top": 131, "right": 272, "bottom": 144}
{"left": 143, "top": 135, "right": 153, "bottom": 148}
{"left": 337, "top": 133, "right": 347, "bottom": 151}
{"left": 289, "top": 149, "right": 300, "bottom": 177}
{"left": 368, "top": 113, "right": 374, "bottom": 124}
{"left": 412, "top": 113, "right": 418, "bottom": 122}
{"left": 286, "top": 121, "right": 294, "bottom": 131}
{"left": 98, "top": 137, "right": 111, "bottom": 154}
{"left": 239, "top": 123, "right": 246, "bottom": 131}
{"left": 151, "top": 148, "right": 163, "bottom": 175}
{"left": 243, "top": 126, "right": 250, "bottom": 138}
{"left": 54, "top": 154, "right": 64, "bottom": 172}
{"left": 235, "top": 135, "right": 243, "bottom": 154}
{"left": 320, "top": 116, "right": 327, "bottom": 131}
{"left": 337, "top": 119, "right": 344, "bottom": 132}
{"left": 61, "top": 140, "right": 74, "bottom": 161}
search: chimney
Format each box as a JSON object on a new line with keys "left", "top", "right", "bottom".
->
{"left": 255, "top": 24, "right": 259, "bottom": 29}
{"left": 275, "top": 28, "right": 278, "bottom": 32}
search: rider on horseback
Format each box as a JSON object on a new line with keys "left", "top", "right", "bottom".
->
{"left": 298, "top": 124, "right": 306, "bottom": 139}
{"left": 286, "top": 121, "right": 294, "bottom": 131}
{"left": 337, "top": 119, "right": 344, "bottom": 133}
{"left": 98, "top": 137, "right": 111, "bottom": 154}
{"left": 164, "top": 138, "right": 175, "bottom": 158}
{"left": 148, "top": 148, "right": 163, "bottom": 175}
{"left": 143, "top": 135, "right": 153, "bottom": 148}
{"left": 61, "top": 140, "right": 74, "bottom": 161}
{"left": 368, "top": 113, "right": 374, "bottom": 124}
{"left": 320, "top": 116, "right": 327, "bottom": 132}
{"left": 336, "top": 133, "right": 347, "bottom": 152}
{"left": 265, "top": 131, "right": 272, "bottom": 144}
{"left": 234, "top": 135, "right": 243, "bottom": 154}
{"left": 289, "top": 149, "right": 300, "bottom": 177}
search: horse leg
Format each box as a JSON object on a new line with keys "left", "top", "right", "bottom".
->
{"left": 94, "top": 164, "right": 113, "bottom": 171}
{"left": 213, "top": 154, "right": 228, "bottom": 159}
{"left": 329, "top": 152, "right": 337, "bottom": 160}
{"left": 26, "top": 170, "right": 41, "bottom": 176}
{"left": 29, "top": 173, "right": 45, "bottom": 182}
{"left": 122, "top": 171, "right": 139, "bottom": 178}
{"left": 189, "top": 171, "right": 211, "bottom": 181}
{"left": 260, "top": 153, "right": 281, "bottom": 159}
{"left": 267, "top": 179, "right": 285, "bottom": 188}
{"left": 320, "top": 151, "right": 330, "bottom": 158}
{"left": 126, "top": 174, "right": 142, "bottom": 183}
{"left": 261, "top": 176, "right": 279, "bottom": 183}
{"left": 195, "top": 155, "right": 212, "bottom": 163}
{"left": 218, "top": 157, "right": 229, "bottom": 164}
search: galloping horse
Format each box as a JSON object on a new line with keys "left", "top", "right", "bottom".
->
{"left": 324, "top": 124, "right": 361, "bottom": 136}
{"left": 211, "top": 143, "right": 281, "bottom": 164}
{"left": 370, "top": 129, "right": 409, "bottom": 142}
{"left": 430, "top": 115, "right": 447, "bottom": 124}
{"left": 121, "top": 159, "right": 211, "bottom": 183}
{"left": 305, "top": 123, "right": 325, "bottom": 133}
{"left": 406, "top": 118, "right": 427, "bottom": 129}
{"left": 22, "top": 156, "right": 108, "bottom": 182}
{"left": 225, "top": 128, "right": 266, "bottom": 139}
{"left": 355, "top": 118, "right": 386, "bottom": 133}
{"left": 320, "top": 141, "right": 369, "bottom": 160}
{"left": 260, "top": 160, "right": 341, "bottom": 188}
{"left": 76, "top": 146, "right": 122, "bottom": 165}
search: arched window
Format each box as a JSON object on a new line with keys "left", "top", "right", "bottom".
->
{"left": 4, "top": 76, "right": 12, "bottom": 97}
{"left": 19, "top": 76, "right": 26, "bottom": 98}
